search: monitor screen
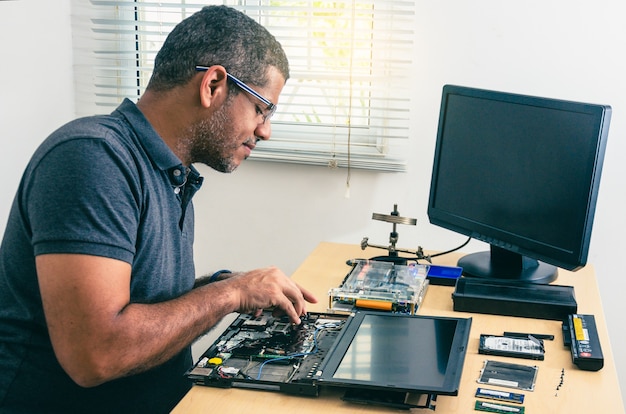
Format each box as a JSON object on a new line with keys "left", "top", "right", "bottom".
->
{"left": 428, "top": 85, "right": 611, "bottom": 283}
{"left": 317, "top": 312, "right": 472, "bottom": 396}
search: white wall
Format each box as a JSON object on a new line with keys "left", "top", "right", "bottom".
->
{"left": 1, "top": 0, "right": 625, "bottom": 406}
{"left": 0, "top": 0, "right": 75, "bottom": 216}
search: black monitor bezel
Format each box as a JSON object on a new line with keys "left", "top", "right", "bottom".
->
{"left": 427, "top": 84, "right": 611, "bottom": 275}
{"left": 316, "top": 311, "right": 472, "bottom": 396}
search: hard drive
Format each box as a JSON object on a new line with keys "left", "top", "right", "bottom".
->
{"left": 478, "top": 334, "right": 544, "bottom": 360}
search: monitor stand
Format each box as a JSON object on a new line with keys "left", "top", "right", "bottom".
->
{"left": 458, "top": 245, "right": 558, "bottom": 284}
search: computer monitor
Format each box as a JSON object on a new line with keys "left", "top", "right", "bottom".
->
{"left": 428, "top": 85, "right": 611, "bottom": 284}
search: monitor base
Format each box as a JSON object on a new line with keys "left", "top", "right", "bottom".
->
{"left": 458, "top": 248, "right": 558, "bottom": 284}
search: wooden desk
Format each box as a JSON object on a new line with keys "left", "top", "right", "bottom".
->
{"left": 172, "top": 242, "right": 625, "bottom": 413}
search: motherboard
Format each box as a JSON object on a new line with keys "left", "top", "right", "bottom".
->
{"left": 187, "top": 311, "right": 347, "bottom": 395}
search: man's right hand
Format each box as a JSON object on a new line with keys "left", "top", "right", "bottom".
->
{"left": 219, "top": 266, "right": 318, "bottom": 324}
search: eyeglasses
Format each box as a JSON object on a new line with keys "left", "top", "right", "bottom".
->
{"left": 195, "top": 66, "right": 277, "bottom": 123}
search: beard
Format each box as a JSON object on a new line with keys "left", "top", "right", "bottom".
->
{"left": 184, "top": 97, "right": 245, "bottom": 173}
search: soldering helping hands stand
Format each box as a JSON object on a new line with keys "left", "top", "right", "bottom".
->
{"left": 360, "top": 204, "right": 431, "bottom": 264}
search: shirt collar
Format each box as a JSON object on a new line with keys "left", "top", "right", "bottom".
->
{"left": 113, "top": 98, "right": 203, "bottom": 191}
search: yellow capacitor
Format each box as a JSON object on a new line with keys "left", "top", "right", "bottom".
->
{"left": 208, "top": 357, "right": 223, "bottom": 365}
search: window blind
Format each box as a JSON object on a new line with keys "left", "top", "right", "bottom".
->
{"left": 71, "top": 0, "right": 415, "bottom": 172}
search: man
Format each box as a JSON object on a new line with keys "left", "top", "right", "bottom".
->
{"left": 0, "top": 5, "right": 316, "bottom": 413}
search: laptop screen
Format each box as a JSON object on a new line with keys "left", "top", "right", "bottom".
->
{"left": 317, "top": 312, "right": 472, "bottom": 395}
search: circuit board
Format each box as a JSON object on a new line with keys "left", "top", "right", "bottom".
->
{"left": 187, "top": 311, "right": 348, "bottom": 395}
{"left": 328, "top": 260, "right": 429, "bottom": 314}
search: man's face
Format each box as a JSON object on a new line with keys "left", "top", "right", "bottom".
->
{"left": 187, "top": 67, "right": 285, "bottom": 173}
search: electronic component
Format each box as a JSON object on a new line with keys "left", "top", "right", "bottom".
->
{"left": 477, "top": 360, "right": 538, "bottom": 392}
{"left": 241, "top": 315, "right": 272, "bottom": 330}
{"left": 328, "top": 259, "right": 428, "bottom": 315}
{"left": 452, "top": 277, "right": 577, "bottom": 320}
{"left": 563, "top": 313, "right": 604, "bottom": 371}
{"left": 426, "top": 264, "right": 463, "bottom": 286}
{"left": 186, "top": 311, "right": 347, "bottom": 395}
{"left": 474, "top": 400, "right": 525, "bottom": 413}
{"left": 475, "top": 388, "right": 524, "bottom": 404}
{"left": 479, "top": 334, "right": 544, "bottom": 360}
{"left": 503, "top": 331, "right": 554, "bottom": 341}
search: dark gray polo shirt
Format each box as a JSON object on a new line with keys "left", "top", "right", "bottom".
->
{"left": 0, "top": 99, "right": 203, "bottom": 413}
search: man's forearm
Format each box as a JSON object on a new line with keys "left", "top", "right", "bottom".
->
{"left": 60, "top": 280, "right": 239, "bottom": 387}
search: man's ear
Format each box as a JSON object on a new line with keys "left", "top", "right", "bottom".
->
{"left": 198, "top": 65, "right": 228, "bottom": 109}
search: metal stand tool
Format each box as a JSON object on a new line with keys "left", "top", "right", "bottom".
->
{"left": 360, "top": 204, "right": 431, "bottom": 264}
